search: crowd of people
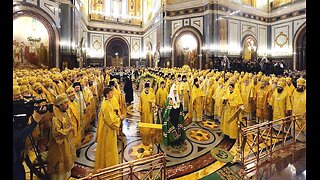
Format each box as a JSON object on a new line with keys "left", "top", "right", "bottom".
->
{"left": 213, "top": 56, "right": 291, "bottom": 76}
{"left": 12, "top": 65, "right": 306, "bottom": 179}
{"left": 137, "top": 65, "right": 306, "bottom": 141}
{"left": 13, "top": 67, "right": 108, "bottom": 179}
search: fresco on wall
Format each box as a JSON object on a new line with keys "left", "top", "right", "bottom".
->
{"left": 242, "top": 0, "right": 255, "bottom": 7}
{"left": 271, "top": 0, "right": 293, "bottom": 9}
{"left": 175, "top": 32, "right": 199, "bottom": 68}
{"left": 242, "top": 36, "right": 258, "bottom": 61}
{"left": 13, "top": 16, "right": 49, "bottom": 69}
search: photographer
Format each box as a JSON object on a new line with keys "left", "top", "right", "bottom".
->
{"left": 13, "top": 86, "right": 46, "bottom": 180}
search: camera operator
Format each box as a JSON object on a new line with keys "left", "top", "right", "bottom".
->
{"left": 13, "top": 86, "right": 46, "bottom": 180}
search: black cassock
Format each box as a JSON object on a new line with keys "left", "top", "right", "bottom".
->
{"left": 124, "top": 76, "right": 134, "bottom": 104}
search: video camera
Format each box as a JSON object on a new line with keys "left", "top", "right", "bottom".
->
{"left": 13, "top": 96, "right": 53, "bottom": 130}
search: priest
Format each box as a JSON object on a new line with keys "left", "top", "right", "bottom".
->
{"left": 162, "top": 84, "right": 186, "bottom": 147}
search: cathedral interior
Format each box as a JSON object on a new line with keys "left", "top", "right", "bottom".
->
{"left": 12, "top": 0, "right": 306, "bottom": 179}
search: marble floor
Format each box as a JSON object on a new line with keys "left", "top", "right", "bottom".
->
{"left": 70, "top": 88, "right": 237, "bottom": 179}
{"left": 254, "top": 142, "right": 306, "bottom": 180}
{"left": 24, "top": 83, "right": 306, "bottom": 180}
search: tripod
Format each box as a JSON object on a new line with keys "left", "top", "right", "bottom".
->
{"left": 24, "top": 133, "right": 49, "bottom": 180}
{"left": 13, "top": 98, "right": 51, "bottom": 179}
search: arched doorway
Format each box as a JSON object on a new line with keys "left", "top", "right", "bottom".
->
{"left": 293, "top": 24, "right": 306, "bottom": 70}
{"left": 105, "top": 37, "right": 130, "bottom": 67}
{"left": 172, "top": 28, "right": 202, "bottom": 69}
{"left": 241, "top": 35, "right": 258, "bottom": 61}
{"left": 13, "top": 4, "right": 59, "bottom": 69}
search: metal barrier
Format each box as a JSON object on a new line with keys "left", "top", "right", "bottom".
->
{"left": 79, "top": 153, "right": 167, "bottom": 180}
{"left": 238, "top": 114, "right": 306, "bottom": 177}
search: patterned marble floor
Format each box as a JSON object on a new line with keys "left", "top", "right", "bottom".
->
{"left": 72, "top": 84, "right": 238, "bottom": 178}
{"left": 71, "top": 88, "right": 236, "bottom": 179}
{"left": 22, "top": 83, "right": 305, "bottom": 180}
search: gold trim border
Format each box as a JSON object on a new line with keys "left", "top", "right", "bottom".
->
{"left": 275, "top": 31, "right": 288, "bottom": 48}
{"left": 173, "top": 143, "right": 238, "bottom": 180}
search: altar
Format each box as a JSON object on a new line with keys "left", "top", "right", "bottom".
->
{"left": 111, "top": 53, "right": 123, "bottom": 67}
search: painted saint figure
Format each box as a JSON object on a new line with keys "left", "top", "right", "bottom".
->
{"left": 39, "top": 43, "right": 48, "bottom": 66}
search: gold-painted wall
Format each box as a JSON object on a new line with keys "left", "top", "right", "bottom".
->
{"left": 168, "top": 0, "right": 196, "bottom": 4}
{"left": 128, "top": 0, "right": 141, "bottom": 17}
{"left": 242, "top": 0, "right": 256, "bottom": 7}
{"left": 90, "top": 0, "right": 103, "bottom": 20}
{"left": 80, "top": 0, "right": 89, "bottom": 17}
{"left": 272, "top": 0, "right": 293, "bottom": 8}
{"left": 219, "top": 18, "right": 227, "bottom": 50}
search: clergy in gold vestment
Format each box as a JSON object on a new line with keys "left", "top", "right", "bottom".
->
{"left": 156, "top": 81, "right": 168, "bottom": 109}
{"left": 176, "top": 74, "right": 182, "bottom": 96}
{"left": 32, "top": 82, "right": 53, "bottom": 103}
{"left": 89, "top": 80, "right": 98, "bottom": 120}
{"left": 220, "top": 81, "right": 244, "bottom": 139}
{"left": 284, "top": 77, "right": 296, "bottom": 101}
{"left": 73, "top": 82, "right": 86, "bottom": 139}
{"left": 44, "top": 79, "right": 58, "bottom": 99}
{"left": 53, "top": 75, "right": 66, "bottom": 95}
{"left": 113, "top": 80, "right": 127, "bottom": 117}
{"left": 105, "top": 73, "right": 110, "bottom": 87}
{"left": 28, "top": 77, "right": 38, "bottom": 97}
{"left": 204, "top": 78, "right": 215, "bottom": 117}
{"left": 66, "top": 87, "right": 82, "bottom": 148}
{"left": 95, "top": 87, "right": 125, "bottom": 171}
{"left": 239, "top": 75, "right": 254, "bottom": 121}
{"left": 80, "top": 79, "right": 94, "bottom": 130}
{"left": 291, "top": 78, "right": 306, "bottom": 139}
{"left": 180, "top": 75, "right": 191, "bottom": 113}
{"left": 138, "top": 82, "right": 156, "bottom": 145}
{"left": 47, "top": 93, "right": 76, "bottom": 180}
{"left": 108, "top": 80, "right": 127, "bottom": 137}
{"left": 269, "top": 81, "right": 292, "bottom": 130}
{"left": 96, "top": 74, "right": 104, "bottom": 100}
{"left": 291, "top": 78, "right": 306, "bottom": 117}
{"left": 212, "top": 78, "right": 226, "bottom": 121}
{"left": 31, "top": 82, "right": 53, "bottom": 150}
{"left": 42, "top": 78, "right": 56, "bottom": 103}
{"left": 189, "top": 78, "right": 205, "bottom": 122}
{"left": 51, "top": 77, "right": 62, "bottom": 96}
{"left": 166, "top": 78, "right": 173, "bottom": 94}
{"left": 255, "top": 77, "right": 272, "bottom": 123}
{"left": 108, "top": 80, "right": 121, "bottom": 113}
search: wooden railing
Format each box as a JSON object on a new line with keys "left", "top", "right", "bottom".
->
{"left": 79, "top": 153, "right": 167, "bottom": 180}
{"left": 238, "top": 114, "right": 306, "bottom": 177}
